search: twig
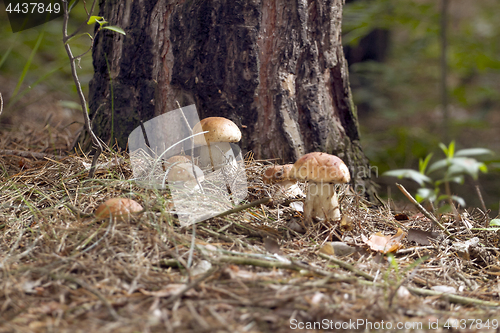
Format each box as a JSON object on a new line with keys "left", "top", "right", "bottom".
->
{"left": 0, "top": 150, "right": 65, "bottom": 160}
{"left": 65, "top": 203, "right": 94, "bottom": 218}
{"left": 405, "top": 285, "right": 499, "bottom": 307}
{"left": 396, "top": 183, "right": 454, "bottom": 239}
{"left": 62, "top": 0, "right": 103, "bottom": 178}
{"left": 164, "top": 266, "right": 219, "bottom": 305}
{"left": 214, "top": 197, "right": 271, "bottom": 219}
{"left": 475, "top": 184, "right": 490, "bottom": 226}
{"left": 317, "top": 252, "right": 375, "bottom": 281}
{"left": 0, "top": 93, "right": 3, "bottom": 117}
{"left": 51, "top": 273, "right": 121, "bottom": 320}
{"left": 215, "top": 255, "right": 299, "bottom": 271}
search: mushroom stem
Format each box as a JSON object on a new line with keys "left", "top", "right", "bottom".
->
{"left": 304, "top": 182, "right": 340, "bottom": 222}
{"left": 206, "top": 142, "right": 216, "bottom": 172}
{"left": 277, "top": 180, "right": 304, "bottom": 197}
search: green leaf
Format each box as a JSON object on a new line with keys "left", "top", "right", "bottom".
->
{"left": 418, "top": 153, "right": 433, "bottom": 175}
{"left": 437, "top": 204, "right": 452, "bottom": 214}
{"left": 450, "top": 195, "right": 466, "bottom": 207}
{"left": 489, "top": 219, "right": 500, "bottom": 226}
{"left": 439, "top": 141, "right": 455, "bottom": 159}
{"left": 428, "top": 158, "right": 449, "bottom": 173}
{"left": 438, "top": 142, "right": 448, "bottom": 156}
{"left": 103, "top": 26, "right": 126, "bottom": 35}
{"left": 436, "top": 175, "right": 464, "bottom": 186}
{"left": 416, "top": 188, "right": 436, "bottom": 203}
{"left": 448, "top": 140, "right": 455, "bottom": 158}
{"left": 58, "top": 100, "right": 82, "bottom": 110}
{"left": 455, "top": 148, "right": 494, "bottom": 157}
{"left": 383, "top": 169, "right": 432, "bottom": 186}
{"left": 448, "top": 157, "right": 487, "bottom": 180}
{"left": 87, "top": 16, "right": 104, "bottom": 25}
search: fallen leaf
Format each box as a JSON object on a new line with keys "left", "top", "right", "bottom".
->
{"left": 340, "top": 215, "right": 354, "bottom": 231}
{"left": 289, "top": 201, "right": 303, "bottom": 212}
{"left": 319, "top": 242, "right": 356, "bottom": 257}
{"left": 287, "top": 218, "right": 305, "bottom": 233}
{"left": 362, "top": 228, "right": 406, "bottom": 254}
{"left": 407, "top": 229, "right": 439, "bottom": 245}
{"left": 264, "top": 237, "right": 281, "bottom": 254}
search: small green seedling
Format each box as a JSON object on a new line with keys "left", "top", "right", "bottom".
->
{"left": 384, "top": 141, "right": 493, "bottom": 212}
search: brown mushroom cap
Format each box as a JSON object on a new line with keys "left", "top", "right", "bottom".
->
{"left": 192, "top": 117, "right": 241, "bottom": 145}
{"left": 95, "top": 198, "right": 143, "bottom": 221}
{"left": 167, "top": 162, "right": 205, "bottom": 183}
{"left": 263, "top": 164, "right": 294, "bottom": 184}
{"left": 290, "top": 152, "right": 350, "bottom": 183}
{"left": 166, "top": 155, "right": 192, "bottom": 164}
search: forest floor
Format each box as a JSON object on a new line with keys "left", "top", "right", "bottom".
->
{"left": 1, "top": 90, "right": 500, "bottom": 333}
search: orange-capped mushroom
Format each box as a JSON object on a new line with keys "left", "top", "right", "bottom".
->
{"left": 95, "top": 198, "right": 143, "bottom": 222}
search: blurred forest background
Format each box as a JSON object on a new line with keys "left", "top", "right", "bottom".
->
{"left": 0, "top": 0, "right": 499, "bottom": 211}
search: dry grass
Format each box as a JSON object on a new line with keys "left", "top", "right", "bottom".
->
{"left": 0, "top": 124, "right": 499, "bottom": 333}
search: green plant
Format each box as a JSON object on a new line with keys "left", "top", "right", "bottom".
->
{"left": 62, "top": 0, "right": 125, "bottom": 177}
{"left": 383, "top": 141, "right": 493, "bottom": 212}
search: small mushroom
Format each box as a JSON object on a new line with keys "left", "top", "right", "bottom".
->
{"left": 192, "top": 117, "right": 241, "bottom": 171}
{"left": 95, "top": 198, "right": 143, "bottom": 222}
{"left": 167, "top": 162, "right": 205, "bottom": 190}
{"left": 166, "top": 155, "right": 192, "bottom": 165}
{"left": 263, "top": 164, "right": 304, "bottom": 197}
{"left": 290, "top": 152, "right": 350, "bottom": 222}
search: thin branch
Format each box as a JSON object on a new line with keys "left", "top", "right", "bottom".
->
{"left": 164, "top": 266, "right": 219, "bottom": 305}
{"left": 214, "top": 197, "right": 271, "bottom": 219}
{"left": 65, "top": 0, "right": 99, "bottom": 40}
{"left": 396, "top": 183, "right": 454, "bottom": 239}
{"left": 317, "top": 252, "right": 375, "bottom": 281}
{"left": 51, "top": 273, "right": 121, "bottom": 320}
{"left": 0, "top": 149, "right": 65, "bottom": 160}
{"left": 215, "top": 255, "right": 299, "bottom": 271}
{"left": 215, "top": 252, "right": 499, "bottom": 308}
{"left": 62, "top": 0, "right": 103, "bottom": 178}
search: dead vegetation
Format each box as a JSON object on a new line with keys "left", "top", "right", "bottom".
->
{"left": 1, "top": 123, "right": 499, "bottom": 333}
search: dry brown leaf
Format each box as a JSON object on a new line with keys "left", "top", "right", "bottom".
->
{"left": 362, "top": 228, "right": 406, "bottom": 253}
{"left": 264, "top": 237, "right": 281, "bottom": 254}
{"left": 319, "top": 241, "right": 356, "bottom": 257}
{"left": 407, "top": 228, "right": 439, "bottom": 245}
{"left": 340, "top": 215, "right": 354, "bottom": 231}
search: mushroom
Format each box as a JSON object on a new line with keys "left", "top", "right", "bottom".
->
{"left": 290, "top": 152, "right": 350, "bottom": 222}
{"left": 192, "top": 117, "right": 241, "bottom": 171}
{"left": 95, "top": 198, "right": 143, "bottom": 222}
{"left": 166, "top": 155, "right": 192, "bottom": 165}
{"left": 263, "top": 164, "right": 304, "bottom": 197}
{"left": 163, "top": 154, "right": 194, "bottom": 171}
{"left": 167, "top": 162, "right": 205, "bottom": 191}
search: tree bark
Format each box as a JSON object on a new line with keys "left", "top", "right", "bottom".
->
{"left": 84, "top": 0, "right": 375, "bottom": 195}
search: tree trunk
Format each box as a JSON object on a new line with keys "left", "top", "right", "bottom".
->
{"left": 84, "top": 0, "right": 375, "bottom": 195}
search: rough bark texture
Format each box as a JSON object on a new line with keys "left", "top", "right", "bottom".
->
{"left": 85, "top": 0, "right": 375, "bottom": 194}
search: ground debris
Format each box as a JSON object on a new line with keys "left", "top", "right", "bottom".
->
{"left": 0, "top": 124, "right": 499, "bottom": 333}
